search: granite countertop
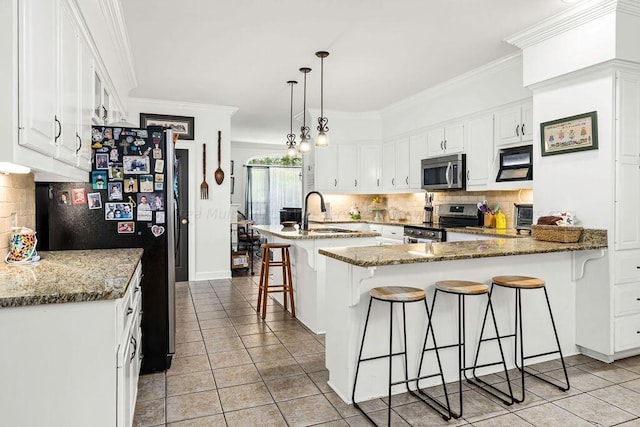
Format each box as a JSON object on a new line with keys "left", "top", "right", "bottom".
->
{"left": 252, "top": 224, "right": 380, "bottom": 240}
{"left": 309, "top": 219, "right": 421, "bottom": 227}
{"left": 318, "top": 229, "right": 608, "bottom": 267}
{"left": 0, "top": 248, "right": 143, "bottom": 308}
{"left": 446, "top": 227, "right": 529, "bottom": 239}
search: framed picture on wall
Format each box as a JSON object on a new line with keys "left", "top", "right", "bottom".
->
{"left": 140, "top": 113, "right": 195, "bottom": 140}
{"left": 540, "top": 111, "right": 598, "bottom": 156}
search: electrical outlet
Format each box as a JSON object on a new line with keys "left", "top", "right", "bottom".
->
{"left": 10, "top": 212, "right": 17, "bottom": 229}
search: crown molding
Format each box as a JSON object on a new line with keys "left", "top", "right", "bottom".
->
{"left": 98, "top": 0, "right": 137, "bottom": 90}
{"left": 127, "top": 97, "right": 239, "bottom": 116}
{"left": 505, "top": 0, "right": 640, "bottom": 49}
{"left": 381, "top": 52, "right": 523, "bottom": 113}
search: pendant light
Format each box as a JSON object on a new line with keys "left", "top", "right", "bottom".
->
{"left": 315, "top": 51, "right": 330, "bottom": 147}
{"left": 298, "top": 67, "right": 312, "bottom": 153}
{"left": 285, "top": 80, "right": 298, "bottom": 158}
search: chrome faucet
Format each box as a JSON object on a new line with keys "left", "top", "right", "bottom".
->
{"left": 301, "top": 191, "right": 326, "bottom": 232}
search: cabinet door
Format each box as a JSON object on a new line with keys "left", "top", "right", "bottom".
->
{"left": 521, "top": 102, "right": 533, "bottom": 142}
{"left": 426, "top": 127, "right": 445, "bottom": 158}
{"left": 56, "top": 1, "right": 80, "bottom": 166}
{"left": 495, "top": 105, "right": 522, "bottom": 147}
{"left": 337, "top": 145, "right": 357, "bottom": 191}
{"left": 358, "top": 143, "right": 381, "bottom": 192}
{"left": 616, "top": 162, "right": 640, "bottom": 250}
{"left": 18, "top": 0, "right": 58, "bottom": 156}
{"left": 381, "top": 141, "right": 396, "bottom": 190}
{"left": 465, "top": 114, "right": 494, "bottom": 188}
{"left": 394, "top": 138, "right": 410, "bottom": 189}
{"left": 77, "top": 38, "right": 93, "bottom": 172}
{"left": 315, "top": 144, "right": 338, "bottom": 190}
{"left": 444, "top": 122, "right": 464, "bottom": 153}
{"left": 409, "top": 133, "right": 426, "bottom": 188}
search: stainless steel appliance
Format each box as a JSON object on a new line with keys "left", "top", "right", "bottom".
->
{"left": 421, "top": 154, "right": 466, "bottom": 191}
{"left": 514, "top": 203, "right": 534, "bottom": 233}
{"left": 404, "top": 203, "right": 481, "bottom": 243}
{"left": 424, "top": 192, "right": 434, "bottom": 223}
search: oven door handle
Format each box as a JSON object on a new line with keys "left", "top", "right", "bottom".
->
{"left": 445, "top": 161, "right": 452, "bottom": 187}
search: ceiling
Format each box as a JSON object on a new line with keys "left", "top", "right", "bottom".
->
{"left": 121, "top": 0, "right": 575, "bottom": 145}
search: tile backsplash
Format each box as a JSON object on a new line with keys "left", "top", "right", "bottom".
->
{"left": 309, "top": 189, "right": 533, "bottom": 228}
{"left": 0, "top": 173, "right": 36, "bottom": 255}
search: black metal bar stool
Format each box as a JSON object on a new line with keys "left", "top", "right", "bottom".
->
{"left": 476, "top": 275, "right": 570, "bottom": 403}
{"left": 352, "top": 286, "right": 451, "bottom": 425}
{"left": 257, "top": 243, "right": 295, "bottom": 320}
{"left": 417, "top": 280, "right": 513, "bottom": 419}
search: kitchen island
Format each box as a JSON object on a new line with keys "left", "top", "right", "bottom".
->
{"left": 0, "top": 249, "right": 144, "bottom": 427}
{"left": 318, "top": 231, "right": 608, "bottom": 404}
{"left": 252, "top": 225, "right": 379, "bottom": 333}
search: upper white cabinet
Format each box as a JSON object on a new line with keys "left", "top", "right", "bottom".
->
{"left": 465, "top": 114, "right": 494, "bottom": 189}
{"left": 615, "top": 71, "right": 640, "bottom": 250}
{"left": 93, "top": 71, "right": 111, "bottom": 125}
{"left": 337, "top": 145, "right": 358, "bottom": 191}
{"left": 494, "top": 101, "right": 533, "bottom": 147}
{"left": 315, "top": 144, "right": 339, "bottom": 190}
{"left": 426, "top": 122, "right": 464, "bottom": 158}
{"left": 409, "top": 133, "right": 427, "bottom": 189}
{"left": 358, "top": 143, "right": 381, "bottom": 192}
{"left": 381, "top": 138, "right": 410, "bottom": 191}
{"left": 18, "top": 0, "right": 58, "bottom": 157}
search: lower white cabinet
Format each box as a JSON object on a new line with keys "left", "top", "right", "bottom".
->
{"left": 446, "top": 231, "right": 500, "bottom": 242}
{"left": 0, "top": 262, "right": 143, "bottom": 427}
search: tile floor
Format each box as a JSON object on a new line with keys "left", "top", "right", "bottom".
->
{"left": 134, "top": 274, "right": 640, "bottom": 426}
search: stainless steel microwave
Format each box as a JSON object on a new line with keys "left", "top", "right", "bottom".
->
{"left": 421, "top": 154, "right": 466, "bottom": 191}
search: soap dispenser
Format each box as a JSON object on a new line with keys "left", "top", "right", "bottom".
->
{"left": 495, "top": 209, "right": 507, "bottom": 229}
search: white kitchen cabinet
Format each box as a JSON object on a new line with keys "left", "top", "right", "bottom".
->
{"left": 93, "top": 70, "right": 111, "bottom": 125}
{"left": 315, "top": 144, "right": 363, "bottom": 192}
{"left": 18, "top": 0, "right": 58, "bottom": 157}
{"left": 381, "top": 138, "right": 410, "bottom": 191}
{"left": 465, "top": 114, "right": 494, "bottom": 189}
{"left": 76, "top": 38, "right": 93, "bottom": 171}
{"left": 382, "top": 225, "right": 404, "bottom": 245}
{"left": 494, "top": 101, "right": 533, "bottom": 148}
{"left": 315, "top": 144, "right": 339, "bottom": 190}
{"left": 337, "top": 145, "right": 358, "bottom": 191}
{"left": 426, "top": 122, "right": 464, "bottom": 158}
{"left": 409, "top": 133, "right": 427, "bottom": 189}
{"left": 358, "top": 143, "right": 381, "bottom": 192}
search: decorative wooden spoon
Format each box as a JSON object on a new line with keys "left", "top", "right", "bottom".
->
{"left": 214, "top": 130, "right": 224, "bottom": 185}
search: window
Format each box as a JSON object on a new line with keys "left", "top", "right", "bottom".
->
{"left": 245, "top": 156, "right": 302, "bottom": 225}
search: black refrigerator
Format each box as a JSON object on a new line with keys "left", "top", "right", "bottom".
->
{"left": 35, "top": 126, "right": 176, "bottom": 373}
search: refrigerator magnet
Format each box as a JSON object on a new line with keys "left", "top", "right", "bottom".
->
{"left": 71, "top": 188, "right": 87, "bottom": 205}
{"left": 153, "top": 145, "right": 162, "bottom": 159}
{"left": 114, "top": 128, "right": 122, "bottom": 140}
{"left": 95, "top": 153, "right": 109, "bottom": 169}
{"left": 123, "top": 156, "right": 150, "bottom": 174}
{"left": 137, "top": 210, "right": 153, "bottom": 222}
{"left": 109, "top": 164, "right": 124, "bottom": 181}
{"left": 125, "top": 177, "right": 138, "bottom": 193}
{"left": 136, "top": 129, "right": 148, "bottom": 138}
{"left": 156, "top": 211, "right": 165, "bottom": 224}
{"left": 108, "top": 182, "right": 123, "bottom": 201}
{"left": 154, "top": 182, "right": 164, "bottom": 191}
{"left": 151, "top": 225, "right": 165, "bottom": 237}
{"left": 110, "top": 148, "right": 119, "bottom": 162}
{"left": 154, "top": 159, "right": 165, "bottom": 173}
{"left": 87, "top": 193, "right": 102, "bottom": 210}
{"left": 117, "top": 221, "right": 135, "bottom": 234}
{"left": 103, "top": 128, "right": 113, "bottom": 139}
{"left": 102, "top": 139, "right": 115, "bottom": 148}
{"left": 92, "top": 128, "right": 104, "bottom": 143}
{"left": 91, "top": 171, "right": 107, "bottom": 189}
{"left": 58, "top": 191, "right": 70, "bottom": 205}
{"left": 139, "top": 175, "right": 154, "bottom": 192}
{"left": 155, "top": 174, "right": 164, "bottom": 183}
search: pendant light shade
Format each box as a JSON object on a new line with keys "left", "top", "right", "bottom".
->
{"left": 298, "top": 67, "right": 312, "bottom": 153}
{"left": 315, "top": 51, "right": 329, "bottom": 147}
{"left": 285, "top": 80, "right": 298, "bottom": 158}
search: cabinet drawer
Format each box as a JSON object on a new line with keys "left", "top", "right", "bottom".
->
{"left": 615, "top": 251, "right": 640, "bottom": 284}
{"left": 369, "top": 224, "right": 382, "bottom": 233}
{"left": 382, "top": 225, "right": 403, "bottom": 238}
{"left": 615, "top": 283, "right": 640, "bottom": 316}
{"left": 615, "top": 314, "right": 640, "bottom": 352}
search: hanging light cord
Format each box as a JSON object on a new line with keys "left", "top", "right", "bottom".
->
{"left": 316, "top": 51, "right": 329, "bottom": 133}
{"left": 286, "top": 81, "right": 297, "bottom": 147}
{"left": 299, "top": 68, "right": 311, "bottom": 141}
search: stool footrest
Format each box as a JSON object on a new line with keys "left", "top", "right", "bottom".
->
{"left": 519, "top": 368, "right": 570, "bottom": 393}
{"left": 360, "top": 351, "right": 407, "bottom": 363}
{"left": 522, "top": 350, "right": 562, "bottom": 361}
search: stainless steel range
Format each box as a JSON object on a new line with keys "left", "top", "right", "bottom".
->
{"left": 403, "top": 203, "right": 482, "bottom": 243}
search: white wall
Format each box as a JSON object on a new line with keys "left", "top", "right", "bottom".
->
{"left": 126, "top": 98, "right": 237, "bottom": 280}
{"left": 230, "top": 142, "right": 284, "bottom": 208}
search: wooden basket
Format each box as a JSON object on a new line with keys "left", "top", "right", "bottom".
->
{"left": 531, "top": 225, "right": 583, "bottom": 243}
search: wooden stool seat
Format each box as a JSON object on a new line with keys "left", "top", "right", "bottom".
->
{"left": 257, "top": 244, "right": 295, "bottom": 320}
{"left": 435, "top": 280, "right": 488, "bottom": 295}
{"left": 370, "top": 286, "right": 425, "bottom": 302}
{"left": 492, "top": 275, "right": 545, "bottom": 289}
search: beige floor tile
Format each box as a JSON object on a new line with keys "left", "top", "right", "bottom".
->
{"left": 166, "top": 371, "right": 216, "bottom": 397}
{"left": 589, "top": 384, "right": 640, "bottom": 416}
{"left": 166, "top": 390, "right": 223, "bottom": 423}
{"left": 247, "top": 343, "right": 291, "bottom": 363}
{"left": 234, "top": 322, "right": 271, "bottom": 336}
{"left": 133, "top": 398, "right": 166, "bottom": 427}
{"left": 614, "top": 355, "right": 640, "bottom": 374}
{"left": 265, "top": 374, "right": 321, "bottom": 402}
{"left": 545, "top": 366, "right": 613, "bottom": 392}
{"left": 167, "top": 354, "right": 211, "bottom": 376}
{"left": 176, "top": 321, "right": 200, "bottom": 333}
{"left": 295, "top": 352, "right": 327, "bottom": 373}
{"left": 514, "top": 402, "right": 596, "bottom": 427}
{"left": 392, "top": 400, "right": 467, "bottom": 426}
{"left": 229, "top": 314, "right": 264, "bottom": 325}
{"left": 174, "top": 341, "right": 207, "bottom": 358}
{"left": 225, "top": 307, "right": 258, "bottom": 317}
{"left": 218, "top": 382, "right": 274, "bottom": 412}
{"left": 471, "top": 412, "right": 534, "bottom": 427}
{"left": 274, "top": 328, "right": 315, "bottom": 343}
{"left": 344, "top": 409, "right": 410, "bottom": 426}
{"left": 204, "top": 336, "right": 245, "bottom": 354}
{"left": 308, "top": 370, "right": 332, "bottom": 393}
{"left": 193, "top": 304, "right": 225, "bottom": 314}
{"left": 176, "top": 330, "right": 203, "bottom": 344}
{"left": 167, "top": 414, "right": 226, "bottom": 426}
{"left": 255, "top": 357, "right": 306, "bottom": 380}
{"left": 446, "top": 389, "right": 510, "bottom": 424}
{"left": 616, "top": 419, "right": 640, "bottom": 427}
{"left": 213, "top": 363, "right": 262, "bottom": 388}
{"left": 578, "top": 361, "right": 640, "bottom": 383}
{"left": 553, "top": 391, "right": 635, "bottom": 426}
{"left": 379, "top": 390, "right": 423, "bottom": 407}
{"left": 284, "top": 338, "right": 325, "bottom": 357}
{"left": 312, "top": 421, "right": 350, "bottom": 427}
{"left": 208, "top": 349, "right": 252, "bottom": 369}
{"left": 197, "top": 316, "right": 232, "bottom": 327}
{"left": 201, "top": 326, "right": 238, "bottom": 339}
{"left": 137, "top": 372, "right": 166, "bottom": 402}
{"left": 267, "top": 319, "right": 304, "bottom": 331}
{"left": 277, "top": 394, "right": 342, "bottom": 426}
{"left": 563, "top": 354, "right": 595, "bottom": 366}
{"left": 325, "top": 391, "right": 387, "bottom": 418}
{"left": 224, "top": 403, "right": 287, "bottom": 427}
{"left": 240, "top": 332, "right": 281, "bottom": 348}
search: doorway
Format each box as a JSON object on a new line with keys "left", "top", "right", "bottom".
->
{"left": 175, "top": 149, "right": 189, "bottom": 281}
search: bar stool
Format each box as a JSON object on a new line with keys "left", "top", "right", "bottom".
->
{"left": 257, "top": 243, "right": 295, "bottom": 320}
{"left": 476, "top": 275, "right": 570, "bottom": 403}
{"left": 352, "top": 286, "right": 451, "bottom": 425}
{"left": 417, "top": 280, "right": 513, "bottom": 419}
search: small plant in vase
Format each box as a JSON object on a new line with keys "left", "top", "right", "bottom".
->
{"left": 349, "top": 205, "right": 361, "bottom": 220}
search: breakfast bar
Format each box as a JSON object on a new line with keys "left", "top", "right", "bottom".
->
{"left": 318, "top": 231, "right": 608, "bottom": 404}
